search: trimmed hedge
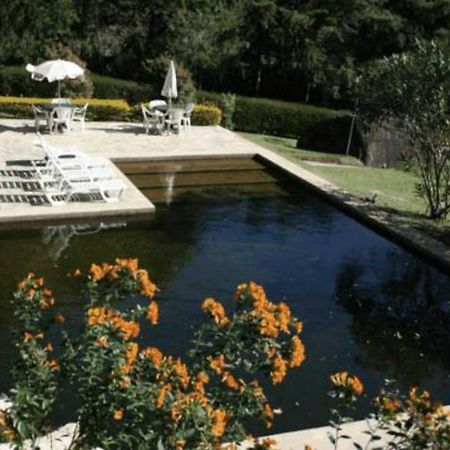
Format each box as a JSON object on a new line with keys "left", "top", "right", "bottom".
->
{"left": 191, "top": 104, "right": 222, "bottom": 126}
{"left": 91, "top": 74, "right": 154, "bottom": 104}
{"left": 198, "top": 91, "right": 349, "bottom": 138}
{"left": 0, "top": 96, "right": 130, "bottom": 121}
{"left": 0, "top": 96, "right": 222, "bottom": 125}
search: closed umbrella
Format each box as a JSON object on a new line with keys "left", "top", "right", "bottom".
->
{"left": 26, "top": 59, "right": 84, "bottom": 98}
{"left": 161, "top": 60, "right": 178, "bottom": 111}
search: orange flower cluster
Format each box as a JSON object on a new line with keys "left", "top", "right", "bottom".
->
{"left": 89, "top": 259, "right": 158, "bottom": 299}
{"left": 201, "top": 298, "right": 230, "bottom": 326}
{"left": 211, "top": 409, "right": 227, "bottom": 437}
{"left": 235, "top": 282, "right": 302, "bottom": 339}
{"left": 146, "top": 301, "right": 159, "bottom": 325}
{"left": 271, "top": 356, "right": 287, "bottom": 385}
{"left": 330, "top": 372, "right": 364, "bottom": 396}
{"left": 137, "top": 268, "right": 158, "bottom": 299}
{"left": 209, "top": 355, "right": 225, "bottom": 374}
{"left": 289, "top": 336, "right": 305, "bottom": 368}
{"left": 375, "top": 395, "right": 403, "bottom": 415}
{"left": 87, "top": 307, "right": 140, "bottom": 341}
{"left": 16, "top": 274, "right": 57, "bottom": 310}
{"left": 155, "top": 383, "right": 172, "bottom": 408}
{"left": 222, "top": 371, "right": 242, "bottom": 391}
{"left": 141, "top": 346, "right": 163, "bottom": 368}
{"left": 193, "top": 372, "right": 209, "bottom": 394}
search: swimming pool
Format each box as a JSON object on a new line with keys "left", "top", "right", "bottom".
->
{"left": 0, "top": 160, "right": 449, "bottom": 434}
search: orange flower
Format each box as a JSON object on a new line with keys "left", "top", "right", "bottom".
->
{"left": 194, "top": 372, "right": 209, "bottom": 394}
{"left": 48, "top": 359, "right": 60, "bottom": 371}
{"left": 89, "top": 263, "right": 105, "bottom": 281}
{"left": 113, "top": 410, "right": 123, "bottom": 421}
{"left": 146, "top": 301, "right": 159, "bottom": 325}
{"left": 137, "top": 269, "right": 158, "bottom": 298}
{"left": 331, "top": 372, "right": 364, "bottom": 396}
{"left": 211, "top": 409, "right": 227, "bottom": 437}
{"left": 96, "top": 336, "right": 109, "bottom": 348}
{"left": 222, "top": 371, "right": 240, "bottom": 390}
{"left": 271, "top": 356, "right": 287, "bottom": 385}
{"left": 289, "top": 336, "right": 305, "bottom": 368}
{"left": 201, "top": 298, "right": 229, "bottom": 326}
{"left": 375, "top": 396, "right": 402, "bottom": 414}
{"left": 141, "top": 346, "right": 163, "bottom": 368}
{"left": 209, "top": 355, "right": 225, "bottom": 374}
{"left": 155, "top": 384, "right": 171, "bottom": 408}
{"left": 277, "top": 302, "right": 291, "bottom": 333}
{"left": 174, "top": 359, "right": 190, "bottom": 388}
{"left": 111, "top": 316, "right": 140, "bottom": 341}
{"left": 23, "top": 332, "right": 44, "bottom": 343}
{"left": 44, "top": 342, "right": 54, "bottom": 352}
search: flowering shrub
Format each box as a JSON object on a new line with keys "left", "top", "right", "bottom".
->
{"left": 0, "top": 260, "right": 305, "bottom": 449}
{"left": 325, "top": 372, "right": 450, "bottom": 450}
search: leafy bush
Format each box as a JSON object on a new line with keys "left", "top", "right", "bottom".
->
{"left": 0, "top": 96, "right": 130, "bottom": 121}
{"left": 0, "top": 261, "right": 305, "bottom": 449}
{"left": 327, "top": 373, "right": 450, "bottom": 450}
{"left": 192, "top": 104, "right": 222, "bottom": 126}
{"left": 198, "top": 91, "right": 348, "bottom": 138}
{"left": 219, "top": 93, "right": 236, "bottom": 130}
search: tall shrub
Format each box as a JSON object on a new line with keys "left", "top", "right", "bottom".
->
{"left": 361, "top": 39, "right": 450, "bottom": 220}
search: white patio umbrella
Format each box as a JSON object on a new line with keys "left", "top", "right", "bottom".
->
{"left": 161, "top": 60, "right": 178, "bottom": 110}
{"left": 25, "top": 59, "right": 84, "bottom": 98}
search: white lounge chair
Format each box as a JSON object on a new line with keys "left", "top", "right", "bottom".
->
{"left": 71, "top": 104, "right": 88, "bottom": 131}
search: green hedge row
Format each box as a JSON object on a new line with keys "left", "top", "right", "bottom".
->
{"left": 197, "top": 91, "right": 350, "bottom": 138}
{"left": 91, "top": 74, "right": 154, "bottom": 104}
{"left": 0, "top": 66, "right": 155, "bottom": 104}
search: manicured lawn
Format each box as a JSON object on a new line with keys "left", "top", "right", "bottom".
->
{"left": 238, "top": 132, "right": 361, "bottom": 166}
{"left": 304, "top": 164, "right": 425, "bottom": 214}
{"left": 239, "top": 131, "right": 450, "bottom": 242}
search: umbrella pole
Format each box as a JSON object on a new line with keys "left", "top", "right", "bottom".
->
{"left": 57, "top": 80, "right": 61, "bottom": 99}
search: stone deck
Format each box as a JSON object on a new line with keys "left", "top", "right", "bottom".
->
{"left": 0, "top": 120, "right": 259, "bottom": 227}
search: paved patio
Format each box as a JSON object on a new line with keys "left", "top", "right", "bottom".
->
{"left": 0, "top": 119, "right": 260, "bottom": 162}
{"left": 0, "top": 119, "right": 261, "bottom": 227}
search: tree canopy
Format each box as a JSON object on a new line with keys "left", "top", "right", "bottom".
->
{"left": 1, "top": 0, "right": 450, "bottom": 107}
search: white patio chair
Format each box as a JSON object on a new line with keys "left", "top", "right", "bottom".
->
{"left": 51, "top": 107, "right": 73, "bottom": 134}
{"left": 141, "top": 105, "right": 164, "bottom": 134}
{"left": 31, "top": 105, "right": 50, "bottom": 132}
{"left": 181, "top": 103, "right": 195, "bottom": 130}
{"left": 71, "top": 104, "right": 88, "bottom": 131}
{"left": 165, "top": 109, "right": 184, "bottom": 134}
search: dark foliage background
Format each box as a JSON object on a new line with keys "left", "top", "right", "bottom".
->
{"left": 1, "top": 0, "right": 450, "bottom": 107}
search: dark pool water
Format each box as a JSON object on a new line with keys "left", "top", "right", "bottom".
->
{"left": 0, "top": 183, "right": 450, "bottom": 433}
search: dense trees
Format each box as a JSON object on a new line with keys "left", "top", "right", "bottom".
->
{"left": 1, "top": 0, "right": 450, "bottom": 107}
